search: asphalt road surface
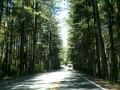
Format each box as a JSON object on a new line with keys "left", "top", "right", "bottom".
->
{"left": 0, "top": 68, "right": 109, "bottom": 90}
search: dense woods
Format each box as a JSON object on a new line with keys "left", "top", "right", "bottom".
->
{"left": 68, "top": 0, "right": 120, "bottom": 83}
{"left": 0, "top": 0, "right": 62, "bottom": 77}
{"left": 1, "top": 0, "right": 120, "bottom": 85}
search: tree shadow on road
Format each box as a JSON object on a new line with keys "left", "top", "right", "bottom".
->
{"left": 58, "top": 73, "right": 103, "bottom": 90}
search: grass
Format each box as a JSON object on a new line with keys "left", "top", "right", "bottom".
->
{"left": 0, "top": 75, "right": 17, "bottom": 82}
{"left": 2, "top": 76, "right": 14, "bottom": 80}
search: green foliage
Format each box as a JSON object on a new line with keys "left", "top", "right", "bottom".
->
{"left": 68, "top": 0, "right": 120, "bottom": 83}
{"left": 0, "top": 0, "right": 62, "bottom": 77}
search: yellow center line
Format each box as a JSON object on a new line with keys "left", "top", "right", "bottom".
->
{"left": 50, "top": 81, "right": 61, "bottom": 90}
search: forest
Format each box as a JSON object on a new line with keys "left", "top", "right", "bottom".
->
{"left": 0, "top": 0, "right": 62, "bottom": 78}
{"left": 68, "top": 0, "right": 120, "bottom": 83}
{"left": 0, "top": 0, "right": 120, "bottom": 85}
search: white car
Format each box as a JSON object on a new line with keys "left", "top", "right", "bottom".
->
{"left": 67, "top": 64, "right": 73, "bottom": 70}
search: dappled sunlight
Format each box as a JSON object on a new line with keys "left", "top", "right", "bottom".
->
{"left": 0, "top": 0, "right": 119, "bottom": 89}
{"left": 5, "top": 70, "right": 72, "bottom": 90}
{"left": 30, "top": 71, "right": 71, "bottom": 83}
{"left": 58, "top": 73, "right": 104, "bottom": 90}
{"left": 29, "top": 71, "right": 72, "bottom": 89}
{"left": 0, "top": 69, "right": 109, "bottom": 90}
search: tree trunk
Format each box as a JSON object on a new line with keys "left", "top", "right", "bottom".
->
{"left": 105, "top": 0, "right": 118, "bottom": 82}
{"left": 31, "top": 2, "right": 38, "bottom": 73}
{"left": 93, "top": 0, "right": 108, "bottom": 79}
{"left": 48, "top": 24, "right": 52, "bottom": 71}
{"left": 9, "top": 16, "right": 13, "bottom": 75}
{"left": 95, "top": 33, "right": 102, "bottom": 77}
{"left": 0, "top": 0, "right": 4, "bottom": 27}
{"left": 19, "top": 1, "right": 25, "bottom": 75}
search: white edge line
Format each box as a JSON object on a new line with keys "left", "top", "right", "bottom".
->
{"left": 78, "top": 73, "right": 107, "bottom": 90}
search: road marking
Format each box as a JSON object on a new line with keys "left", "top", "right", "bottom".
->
{"left": 50, "top": 81, "right": 60, "bottom": 90}
{"left": 78, "top": 74, "right": 107, "bottom": 90}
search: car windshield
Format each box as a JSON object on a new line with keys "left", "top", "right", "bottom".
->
{"left": 68, "top": 65, "right": 72, "bottom": 68}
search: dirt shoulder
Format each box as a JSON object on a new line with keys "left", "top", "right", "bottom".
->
{"left": 81, "top": 74, "right": 120, "bottom": 90}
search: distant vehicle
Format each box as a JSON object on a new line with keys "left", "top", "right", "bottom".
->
{"left": 67, "top": 64, "right": 73, "bottom": 70}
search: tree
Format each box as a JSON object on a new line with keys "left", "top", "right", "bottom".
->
{"left": 68, "top": 0, "right": 120, "bottom": 83}
{"left": 104, "top": 0, "right": 118, "bottom": 82}
{"left": 0, "top": 0, "right": 62, "bottom": 78}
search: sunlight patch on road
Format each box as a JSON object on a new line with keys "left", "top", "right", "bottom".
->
{"left": 10, "top": 70, "right": 73, "bottom": 90}
{"left": 13, "top": 71, "right": 72, "bottom": 90}
{"left": 29, "top": 71, "right": 71, "bottom": 89}
{"left": 31, "top": 71, "right": 71, "bottom": 83}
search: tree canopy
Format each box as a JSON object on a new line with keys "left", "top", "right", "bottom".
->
{"left": 67, "top": 0, "right": 120, "bottom": 83}
{"left": 0, "top": 0, "right": 62, "bottom": 77}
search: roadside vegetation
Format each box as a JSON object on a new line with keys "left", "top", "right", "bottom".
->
{"left": 67, "top": 0, "right": 120, "bottom": 83}
{"left": 0, "top": 0, "right": 62, "bottom": 79}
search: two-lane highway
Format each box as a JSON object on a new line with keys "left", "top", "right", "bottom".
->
{"left": 0, "top": 68, "right": 108, "bottom": 90}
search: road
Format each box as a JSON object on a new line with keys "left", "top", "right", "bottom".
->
{"left": 0, "top": 68, "right": 108, "bottom": 90}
